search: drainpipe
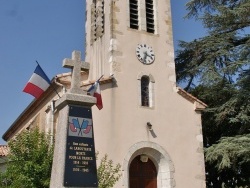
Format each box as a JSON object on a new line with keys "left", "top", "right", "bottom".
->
{"left": 50, "top": 100, "right": 55, "bottom": 145}
{"left": 51, "top": 76, "right": 66, "bottom": 144}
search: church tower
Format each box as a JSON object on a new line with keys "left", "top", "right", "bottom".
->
{"left": 84, "top": 0, "right": 206, "bottom": 187}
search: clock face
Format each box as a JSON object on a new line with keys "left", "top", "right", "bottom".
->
{"left": 136, "top": 44, "right": 155, "bottom": 64}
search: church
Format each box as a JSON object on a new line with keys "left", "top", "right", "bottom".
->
{"left": 3, "top": 0, "right": 207, "bottom": 187}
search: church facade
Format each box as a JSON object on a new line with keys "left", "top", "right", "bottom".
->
{"left": 3, "top": 0, "right": 206, "bottom": 187}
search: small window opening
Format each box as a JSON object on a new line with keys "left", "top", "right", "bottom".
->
{"left": 95, "top": 0, "right": 105, "bottom": 38}
{"left": 145, "top": 0, "right": 154, "bottom": 33}
{"left": 130, "top": 0, "right": 139, "bottom": 30}
{"left": 141, "top": 76, "right": 150, "bottom": 106}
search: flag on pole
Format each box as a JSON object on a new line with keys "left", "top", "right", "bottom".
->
{"left": 23, "top": 64, "right": 51, "bottom": 99}
{"left": 87, "top": 81, "right": 103, "bottom": 110}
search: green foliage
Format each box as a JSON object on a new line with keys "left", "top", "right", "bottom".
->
{"left": 205, "top": 134, "right": 250, "bottom": 187}
{"left": 191, "top": 81, "right": 250, "bottom": 145}
{"left": 206, "top": 134, "right": 250, "bottom": 170}
{"left": 0, "top": 127, "right": 121, "bottom": 188}
{"left": 175, "top": 0, "right": 250, "bottom": 187}
{"left": 0, "top": 128, "right": 53, "bottom": 188}
{"left": 176, "top": 0, "right": 250, "bottom": 88}
{"left": 97, "top": 154, "right": 122, "bottom": 188}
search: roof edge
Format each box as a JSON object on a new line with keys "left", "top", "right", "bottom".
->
{"left": 176, "top": 87, "right": 207, "bottom": 111}
{"left": 2, "top": 83, "right": 60, "bottom": 142}
{"left": 2, "top": 74, "right": 113, "bottom": 141}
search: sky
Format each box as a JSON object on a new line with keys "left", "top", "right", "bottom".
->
{"left": 0, "top": 0, "right": 206, "bottom": 144}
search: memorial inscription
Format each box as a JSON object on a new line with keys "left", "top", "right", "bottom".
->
{"left": 64, "top": 105, "right": 98, "bottom": 187}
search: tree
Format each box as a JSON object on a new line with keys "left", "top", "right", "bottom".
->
{"left": 0, "top": 128, "right": 122, "bottom": 188}
{"left": 206, "top": 134, "right": 250, "bottom": 187}
{"left": 0, "top": 128, "right": 53, "bottom": 188}
{"left": 176, "top": 0, "right": 250, "bottom": 89}
{"left": 97, "top": 153, "right": 122, "bottom": 188}
{"left": 175, "top": 0, "right": 250, "bottom": 187}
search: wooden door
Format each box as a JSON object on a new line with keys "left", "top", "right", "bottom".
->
{"left": 129, "top": 156, "right": 157, "bottom": 188}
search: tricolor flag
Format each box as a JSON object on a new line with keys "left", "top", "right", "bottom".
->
{"left": 87, "top": 81, "right": 103, "bottom": 110}
{"left": 23, "top": 64, "right": 51, "bottom": 99}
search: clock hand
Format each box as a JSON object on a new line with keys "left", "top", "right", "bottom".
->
{"left": 143, "top": 51, "right": 147, "bottom": 63}
{"left": 145, "top": 52, "right": 154, "bottom": 60}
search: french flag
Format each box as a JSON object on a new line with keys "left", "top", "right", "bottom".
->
{"left": 23, "top": 64, "right": 51, "bottom": 99}
{"left": 87, "top": 81, "right": 103, "bottom": 110}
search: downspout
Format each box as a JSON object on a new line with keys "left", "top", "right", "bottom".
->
{"left": 54, "top": 76, "right": 66, "bottom": 94}
{"left": 50, "top": 100, "right": 55, "bottom": 145}
{"left": 51, "top": 76, "right": 66, "bottom": 144}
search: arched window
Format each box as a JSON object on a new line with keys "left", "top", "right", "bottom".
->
{"left": 141, "top": 76, "right": 150, "bottom": 107}
{"left": 138, "top": 73, "right": 155, "bottom": 107}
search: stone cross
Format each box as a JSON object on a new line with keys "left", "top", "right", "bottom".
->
{"left": 50, "top": 51, "right": 96, "bottom": 188}
{"left": 63, "top": 51, "right": 90, "bottom": 94}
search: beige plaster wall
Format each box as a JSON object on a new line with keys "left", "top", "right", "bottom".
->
{"left": 85, "top": 0, "right": 206, "bottom": 187}
{"left": 6, "top": 0, "right": 206, "bottom": 187}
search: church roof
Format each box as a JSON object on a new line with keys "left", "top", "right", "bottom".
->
{"left": 2, "top": 72, "right": 205, "bottom": 141}
{"left": 54, "top": 72, "right": 114, "bottom": 87}
{"left": 176, "top": 87, "right": 207, "bottom": 111}
{"left": 2, "top": 72, "right": 113, "bottom": 142}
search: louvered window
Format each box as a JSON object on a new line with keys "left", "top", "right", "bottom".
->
{"left": 145, "top": 0, "right": 154, "bottom": 33}
{"left": 90, "top": 0, "right": 105, "bottom": 44}
{"left": 141, "top": 76, "right": 150, "bottom": 107}
{"left": 130, "top": 0, "right": 139, "bottom": 30}
{"left": 95, "top": 0, "right": 105, "bottom": 38}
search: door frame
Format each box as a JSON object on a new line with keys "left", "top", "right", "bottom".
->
{"left": 123, "top": 141, "right": 175, "bottom": 188}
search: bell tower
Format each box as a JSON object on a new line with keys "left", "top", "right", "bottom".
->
{"left": 84, "top": 0, "right": 206, "bottom": 187}
{"left": 85, "top": 0, "right": 176, "bottom": 85}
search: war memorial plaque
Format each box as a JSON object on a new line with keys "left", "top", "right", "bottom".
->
{"left": 64, "top": 105, "right": 98, "bottom": 187}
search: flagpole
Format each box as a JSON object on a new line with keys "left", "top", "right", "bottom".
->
{"left": 36, "top": 60, "right": 39, "bottom": 66}
{"left": 87, "top": 74, "right": 104, "bottom": 93}
{"left": 87, "top": 75, "right": 104, "bottom": 110}
{"left": 36, "top": 61, "right": 61, "bottom": 98}
{"left": 96, "top": 74, "right": 104, "bottom": 82}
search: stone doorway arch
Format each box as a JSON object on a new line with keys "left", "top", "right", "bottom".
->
{"left": 123, "top": 141, "right": 175, "bottom": 188}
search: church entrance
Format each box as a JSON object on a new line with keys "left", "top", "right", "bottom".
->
{"left": 129, "top": 155, "right": 157, "bottom": 188}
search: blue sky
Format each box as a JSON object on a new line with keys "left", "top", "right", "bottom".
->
{"left": 0, "top": 0, "right": 206, "bottom": 144}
